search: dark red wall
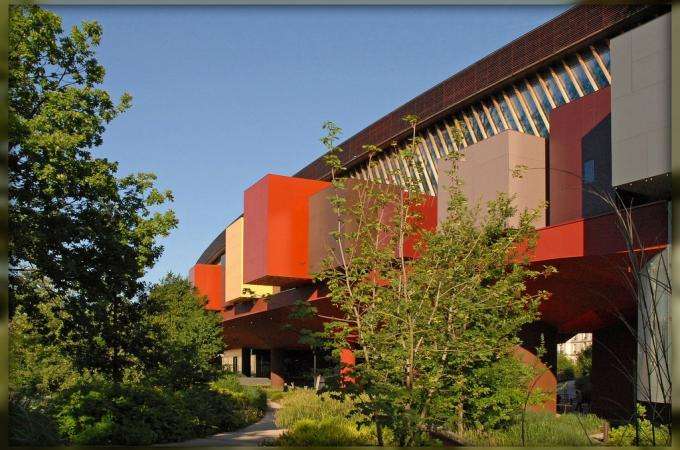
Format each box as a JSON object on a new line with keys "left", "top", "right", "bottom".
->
{"left": 548, "top": 87, "right": 611, "bottom": 226}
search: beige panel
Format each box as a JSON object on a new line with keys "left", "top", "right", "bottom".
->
{"left": 225, "top": 217, "right": 276, "bottom": 302}
{"left": 437, "top": 130, "right": 546, "bottom": 228}
{"left": 611, "top": 13, "right": 671, "bottom": 188}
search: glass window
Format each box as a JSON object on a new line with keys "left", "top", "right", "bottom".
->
{"left": 432, "top": 130, "right": 448, "bottom": 156}
{"left": 530, "top": 78, "right": 554, "bottom": 118}
{"left": 595, "top": 42, "right": 610, "bottom": 71}
{"left": 583, "top": 159, "right": 595, "bottom": 184}
{"left": 456, "top": 114, "right": 474, "bottom": 145}
{"left": 476, "top": 106, "right": 495, "bottom": 137}
{"left": 541, "top": 70, "right": 566, "bottom": 107}
{"left": 439, "top": 125, "right": 454, "bottom": 153}
{"left": 519, "top": 84, "right": 548, "bottom": 137}
{"left": 567, "top": 54, "right": 595, "bottom": 95}
{"left": 416, "top": 145, "right": 435, "bottom": 190}
{"left": 508, "top": 91, "right": 534, "bottom": 134}
{"left": 496, "top": 95, "right": 519, "bottom": 131}
{"left": 423, "top": 134, "right": 438, "bottom": 161}
{"left": 555, "top": 64, "right": 579, "bottom": 100}
{"left": 582, "top": 50, "right": 608, "bottom": 88}
{"left": 467, "top": 110, "right": 485, "bottom": 141}
{"left": 486, "top": 101, "right": 506, "bottom": 132}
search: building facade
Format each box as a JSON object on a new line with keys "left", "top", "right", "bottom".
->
{"left": 190, "top": 5, "right": 671, "bottom": 421}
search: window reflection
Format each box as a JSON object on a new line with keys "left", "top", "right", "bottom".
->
{"left": 582, "top": 50, "right": 608, "bottom": 88}
{"left": 519, "top": 84, "right": 547, "bottom": 137}
{"left": 567, "top": 55, "right": 594, "bottom": 95}
{"left": 555, "top": 64, "right": 579, "bottom": 100}
{"left": 530, "top": 78, "right": 553, "bottom": 118}
{"left": 497, "top": 95, "right": 519, "bottom": 131}
{"left": 486, "top": 101, "right": 506, "bottom": 132}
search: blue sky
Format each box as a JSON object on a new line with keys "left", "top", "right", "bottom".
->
{"left": 50, "top": 5, "right": 569, "bottom": 284}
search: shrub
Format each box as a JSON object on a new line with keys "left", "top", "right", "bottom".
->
{"left": 274, "top": 389, "right": 354, "bottom": 429}
{"left": 276, "top": 418, "right": 375, "bottom": 447}
{"left": 49, "top": 379, "right": 267, "bottom": 445}
{"left": 9, "top": 393, "right": 62, "bottom": 446}
{"left": 609, "top": 404, "right": 671, "bottom": 446}
{"left": 557, "top": 352, "right": 576, "bottom": 381}
{"left": 210, "top": 372, "right": 267, "bottom": 413}
{"left": 461, "top": 411, "right": 605, "bottom": 446}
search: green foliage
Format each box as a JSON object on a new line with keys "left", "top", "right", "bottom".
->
{"left": 273, "top": 389, "right": 392, "bottom": 446}
{"left": 9, "top": 301, "right": 82, "bottom": 403}
{"left": 49, "top": 378, "right": 266, "bottom": 445}
{"left": 274, "top": 389, "right": 354, "bottom": 429}
{"left": 9, "top": 394, "right": 62, "bottom": 446}
{"left": 461, "top": 411, "right": 604, "bottom": 446}
{"left": 609, "top": 404, "right": 671, "bottom": 446}
{"left": 144, "top": 274, "right": 225, "bottom": 388}
{"left": 210, "top": 373, "right": 268, "bottom": 413}
{"left": 462, "top": 355, "right": 539, "bottom": 430}
{"left": 575, "top": 345, "right": 592, "bottom": 378}
{"left": 309, "top": 118, "right": 553, "bottom": 445}
{"left": 9, "top": 4, "right": 177, "bottom": 380}
{"left": 557, "top": 352, "right": 576, "bottom": 381}
{"left": 276, "top": 418, "right": 375, "bottom": 447}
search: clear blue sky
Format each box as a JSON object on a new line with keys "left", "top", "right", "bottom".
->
{"left": 50, "top": 5, "right": 569, "bottom": 284}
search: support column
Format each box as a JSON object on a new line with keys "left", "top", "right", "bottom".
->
{"left": 270, "top": 348, "right": 285, "bottom": 389}
{"left": 591, "top": 320, "right": 636, "bottom": 423}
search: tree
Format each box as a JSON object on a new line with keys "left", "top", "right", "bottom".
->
{"left": 9, "top": 5, "right": 177, "bottom": 381}
{"left": 308, "top": 117, "right": 553, "bottom": 445}
{"left": 557, "top": 352, "right": 576, "bottom": 381}
{"left": 143, "top": 274, "right": 225, "bottom": 389}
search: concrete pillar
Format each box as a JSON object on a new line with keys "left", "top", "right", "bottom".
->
{"left": 591, "top": 320, "right": 636, "bottom": 422}
{"left": 270, "top": 348, "right": 285, "bottom": 389}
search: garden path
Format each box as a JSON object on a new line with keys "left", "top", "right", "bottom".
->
{"left": 159, "top": 401, "right": 284, "bottom": 447}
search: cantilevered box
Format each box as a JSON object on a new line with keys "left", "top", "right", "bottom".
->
{"left": 437, "top": 130, "right": 546, "bottom": 228}
{"left": 243, "top": 174, "right": 330, "bottom": 287}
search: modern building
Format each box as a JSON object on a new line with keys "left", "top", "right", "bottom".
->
{"left": 190, "top": 5, "right": 671, "bottom": 422}
{"left": 557, "top": 333, "right": 592, "bottom": 362}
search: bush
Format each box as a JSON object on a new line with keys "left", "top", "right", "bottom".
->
{"left": 49, "top": 378, "right": 267, "bottom": 445}
{"left": 461, "top": 411, "right": 605, "bottom": 446}
{"left": 276, "top": 418, "right": 375, "bottom": 446}
{"left": 274, "top": 389, "right": 354, "bottom": 429}
{"left": 9, "top": 394, "right": 62, "bottom": 446}
{"left": 210, "top": 372, "right": 267, "bottom": 413}
{"left": 557, "top": 352, "right": 576, "bottom": 381}
{"left": 609, "top": 404, "right": 671, "bottom": 446}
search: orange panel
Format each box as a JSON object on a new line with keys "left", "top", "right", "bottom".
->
{"left": 189, "top": 263, "right": 225, "bottom": 311}
{"left": 244, "top": 174, "right": 331, "bottom": 287}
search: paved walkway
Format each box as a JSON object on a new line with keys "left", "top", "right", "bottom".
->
{"left": 160, "top": 401, "right": 285, "bottom": 447}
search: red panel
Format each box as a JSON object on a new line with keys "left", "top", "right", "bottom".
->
{"left": 548, "top": 87, "right": 611, "bottom": 225}
{"left": 189, "top": 263, "right": 224, "bottom": 311}
{"left": 403, "top": 194, "right": 438, "bottom": 258}
{"left": 244, "top": 174, "right": 331, "bottom": 287}
{"left": 534, "top": 200, "right": 668, "bottom": 262}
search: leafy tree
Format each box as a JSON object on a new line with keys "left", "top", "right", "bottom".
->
{"left": 143, "top": 274, "right": 225, "bottom": 389}
{"left": 306, "top": 117, "right": 553, "bottom": 445}
{"left": 556, "top": 352, "right": 575, "bottom": 381}
{"left": 9, "top": 4, "right": 177, "bottom": 381}
{"left": 575, "top": 345, "right": 592, "bottom": 378}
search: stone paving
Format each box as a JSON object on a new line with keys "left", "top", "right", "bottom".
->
{"left": 160, "top": 401, "right": 284, "bottom": 447}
